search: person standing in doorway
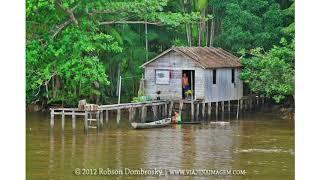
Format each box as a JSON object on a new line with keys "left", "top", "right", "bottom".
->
{"left": 183, "top": 73, "right": 190, "bottom": 99}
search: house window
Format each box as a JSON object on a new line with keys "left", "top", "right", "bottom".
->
{"left": 212, "top": 69, "right": 216, "bottom": 84}
{"left": 155, "top": 69, "right": 170, "bottom": 84}
{"left": 231, "top": 69, "right": 235, "bottom": 83}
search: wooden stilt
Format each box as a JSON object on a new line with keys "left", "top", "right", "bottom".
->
{"left": 196, "top": 103, "right": 200, "bottom": 121}
{"left": 96, "top": 111, "right": 100, "bottom": 129}
{"left": 191, "top": 101, "right": 194, "bottom": 121}
{"left": 228, "top": 100, "right": 231, "bottom": 113}
{"left": 179, "top": 100, "right": 184, "bottom": 115}
{"left": 222, "top": 101, "right": 225, "bottom": 114}
{"left": 141, "top": 105, "right": 146, "bottom": 122}
{"left": 105, "top": 110, "right": 109, "bottom": 124}
{"left": 152, "top": 105, "right": 157, "bottom": 121}
{"left": 100, "top": 111, "right": 103, "bottom": 127}
{"left": 116, "top": 109, "right": 121, "bottom": 126}
{"left": 84, "top": 111, "right": 88, "bottom": 133}
{"left": 132, "top": 108, "right": 136, "bottom": 122}
{"left": 215, "top": 101, "right": 218, "bottom": 120}
{"left": 61, "top": 110, "right": 65, "bottom": 131}
{"left": 72, "top": 111, "right": 76, "bottom": 130}
{"left": 89, "top": 113, "right": 92, "bottom": 125}
{"left": 50, "top": 109, "right": 54, "bottom": 128}
{"left": 129, "top": 108, "right": 133, "bottom": 122}
{"left": 236, "top": 99, "right": 240, "bottom": 120}
{"left": 168, "top": 101, "right": 173, "bottom": 118}
{"left": 208, "top": 102, "right": 211, "bottom": 120}
{"left": 240, "top": 99, "right": 243, "bottom": 111}
{"left": 164, "top": 103, "right": 168, "bottom": 117}
{"left": 202, "top": 102, "right": 205, "bottom": 119}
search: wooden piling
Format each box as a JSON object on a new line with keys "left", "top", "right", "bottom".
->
{"left": 168, "top": 101, "right": 173, "bottom": 118}
{"left": 61, "top": 110, "right": 65, "bottom": 131}
{"left": 129, "top": 108, "right": 133, "bottom": 122}
{"left": 141, "top": 105, "right": 146, "bottom": 122}
{"left": 201, "top": 102, "right": 205, "bottom": 119}
{"left": 196, "top": 103, "right": 200, "bottom": 120}
{"left": 191, "top": 101, "right": 194, "bottom": 121}
{"left": 100, "top": 111, "right": 103, "bottom": 127}
{"left": 116, "top": 109, "right": 121, "bottom": 125}
{"left": 50, "top": 109, "right": 54, "bottom": 128}
{"left": 105, "top": 110, "right": 109, "bottom": 124}
{"left": 179, "top": 100, "right": 184, "bottom": 115}
{"left": 152, "top": 105, "right": 157, "bottom": 121}
{"left": 215, "top": 101, "right": 218, "bottom": 119}
{"left": 164, "top": 103, "right": 168, "bottom": 117}
{"left": 240, "top": 99, "right": 243, "bottom": 111}
{"left": 208, "top": 102, "right": 211, "bottom": 120}
{"left": 222, "top": 101, "right": 225, "bottom": 114}
{"left": 84, "top": 111, "right": 88, "bottom": 132}
{"left": 96, "top": 111, "right": 100, "bottom": 129}
{"left": 72, "top": 111, "right": 76, "bottom": 130}
{"left": 228, "top": 100, "right": 231, "bottom": 113}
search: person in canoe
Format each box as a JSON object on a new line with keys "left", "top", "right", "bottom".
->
{"left": 172, "top": 111, "right": 182, "bottom": 124}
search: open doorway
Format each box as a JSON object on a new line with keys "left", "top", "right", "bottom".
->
{"left": 182, "top": 70, "right": 195, "bottom": 99}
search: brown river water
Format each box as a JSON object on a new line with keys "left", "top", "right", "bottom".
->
{"left": 26, "top": 111, "right": 294, "bottom": 180}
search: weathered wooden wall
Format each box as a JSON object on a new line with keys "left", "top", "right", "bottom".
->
{"left": 144, "top": 50, "right": 205, "bottom": 100}
{"left": 204, "top": 68, "right": 243, "bottom": 102}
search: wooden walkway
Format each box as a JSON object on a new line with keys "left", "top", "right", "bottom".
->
{"left": 50, "top": 95, "right": 265, "bottom": 132}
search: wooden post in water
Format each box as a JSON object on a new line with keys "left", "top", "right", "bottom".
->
{"left": 61, "top": 110, "right": 65, "bottom": 131}
{"left": 152, "top": 105, "right": 157, "bottom": 121}
{"left": 236, "top": 99, "right": 240, "bottom": 120}
{"left": 222, "top": 101, "right": 225, "bottom": 114}
{"left": 215, "top": 101, "right": 218, "bottom": 120}
{"left": 196, "top": 103, "right": 200, "bottom": 121}
{"left": 129, "top": 108, "right": 133, "bottom": 122}
{"left": 84, "top": 111, "right": 88, "bottom": 133}
{"left": 207, "top": 102, "right": 211, "bottom": 120}
{"left": 96, "top": 111, "right": 100, "bottom": 129}
{"left": 89, "top": 113, "right": 92, "bottom": 125}
{"left": 179, "top": 100, "right": 184, "bottom": 115}
{"left": 50, "top": 109, "right": 54, "bottom": 128}
{"left": 116, "top": 109, "right": 121, "bottom": 126}
{"left": 100, "top": 111, "right": 103, "bottom": 127}
{"left": 228, "top": 100, "right": 231, "bottom": 113}
{"left": 201, "top": 102, "right": 205, "bottom": 120}
{"left": 168, "top": 101, "right": 173, "bottom": 118}
{"left": 164, "top": 103, "right": 168, "bottom": 117}
{"left": 141, "top": 105, "right": 146, "bottom": 122}
{"left": 191, "top": 101, "right": 194, "bottom": 121}
{"left": 105, "top": 110, "right": 109, "bottom": 124}
{"left": 240, "top": 99, "right": 243, "bottom": 111}
{"left": 72, "top": 111, "right": 76, "bottom": 130}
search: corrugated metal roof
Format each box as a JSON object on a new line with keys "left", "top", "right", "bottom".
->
{"left": 141, "top": 47, "right": 242, "bottom": 69}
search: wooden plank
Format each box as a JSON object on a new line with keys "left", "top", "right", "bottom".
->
{"left": 61, "top": 110, "right": 65, "bottom": 131}
{"left": 50, "top": 109, "right": 54, "bottom": 128}
{"left": 53, "top": 112, "right": 86, "bottom": 116}
{"left": 72, "top": 111, "right": 76, "bottom": 130}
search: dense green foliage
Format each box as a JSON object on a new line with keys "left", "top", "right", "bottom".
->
{"left": 26, "top": 0, "right": 294, "bottom": 107}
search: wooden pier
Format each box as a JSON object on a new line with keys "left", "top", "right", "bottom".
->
{"left": 50, "top": 95, "right": 265, "bottom": 132}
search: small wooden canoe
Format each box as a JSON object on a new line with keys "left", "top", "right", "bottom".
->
{"left": 131, "top": 118, "right": 171, "bottom": 129}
